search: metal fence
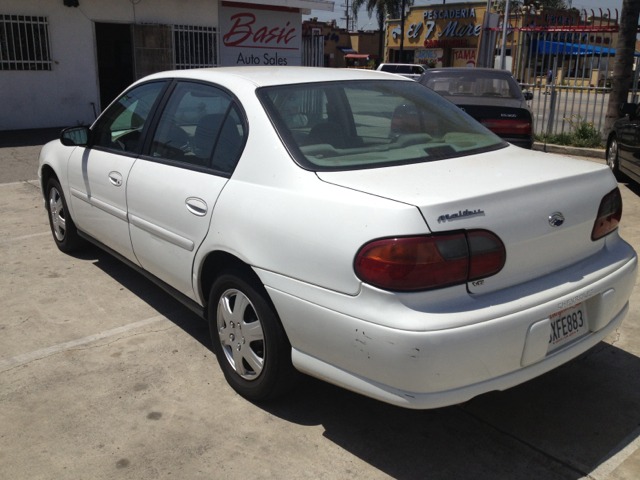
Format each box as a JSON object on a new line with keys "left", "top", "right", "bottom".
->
{"left": 488, "top": 8, "right": 639, "bottom": 136}
{"left": 302, "top": 35, "right": 324, "bottom": 67}
{"left": 173, "top": 25, "right": 219, "bottom": 69}
{"left": 0, "top": 14, "right": 52, "bottom": 71}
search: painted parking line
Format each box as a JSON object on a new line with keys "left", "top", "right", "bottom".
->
{"left": 0, "top": 232, "right": 50, "bottom": 243}
{"left": 0, "top": 180, "right": 39, "bottom": 187}
{"left": 0, "top": 314, "right": 170, "bottom": 370}
{"left": 582, "top": 426, "right": 640, "bottom": 480}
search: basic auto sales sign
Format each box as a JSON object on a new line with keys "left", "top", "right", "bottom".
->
{"left": 220, "top": 3, "right": 302, "bottom": 67}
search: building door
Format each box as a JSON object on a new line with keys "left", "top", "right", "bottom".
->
{"left": 95, "top": 23, "right": 134, "bottom": 111}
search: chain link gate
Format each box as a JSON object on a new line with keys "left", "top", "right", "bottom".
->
{"left": 485, "top": 8, "right": 638, "bottom": 136}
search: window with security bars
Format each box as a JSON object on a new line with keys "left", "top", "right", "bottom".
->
{"left": 0, "top": 14, "right": 52, "bottom": 70}
{"left": 173, "top": 25, "right": 218, "bottom": 69}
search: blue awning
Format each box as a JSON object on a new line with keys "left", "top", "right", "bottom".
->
{"left": 532, "top": 40, "right": 640, "bottom": 57}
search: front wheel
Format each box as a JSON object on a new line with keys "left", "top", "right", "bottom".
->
{"left": 208, "top": 269, "right": 300, "bottom": 401}
{"left": 607, "top": 135, "right": 622, "bottom": 180}
{"left": 46, "top": 178, "right": 84, "bottom": 253}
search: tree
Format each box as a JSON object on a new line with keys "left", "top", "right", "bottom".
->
{"left": 352, "top": 0, "right": 412, "bottom": 62}
{"left": 603, "top": 0, "right": 640, "bottom": 137}
{"left": 496, "top": 0, "right": 567, "bottom": 15}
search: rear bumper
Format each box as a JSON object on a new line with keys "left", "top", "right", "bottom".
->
{"left": 260, "top": 236, "right": 637, "bottom": 409}
{"left": 290, "top": 303, "right": 627, "bottom": 409}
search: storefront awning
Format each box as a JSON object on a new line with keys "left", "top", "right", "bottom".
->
{"left": 345, "top": 54, "right": 379, "bottom": 59}
{"left": 532, "top": 40, "right": 640, "bottom": 57}
{"left": 339, "top": 47, "right": 357, "bottom": 53}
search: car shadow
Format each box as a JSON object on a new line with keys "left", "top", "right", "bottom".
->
{"left": 70, "top": 246, "right": 213, "bottom": 353}
{"left": 622, "top": 179, "right": 640, "bottom": 198}
{"left": 257, "top": 343, "right": 640, "bottom": 479}
{"left": 74, "top": 245, "right": 640, "bottom": 480}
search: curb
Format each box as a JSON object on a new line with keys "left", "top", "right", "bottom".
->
{"left": 532, "top": 142, "right": 606, "bottom": 159}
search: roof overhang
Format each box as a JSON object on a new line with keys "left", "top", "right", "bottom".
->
{"left": 223, "top": 0, "right": 334, "bottom": 14}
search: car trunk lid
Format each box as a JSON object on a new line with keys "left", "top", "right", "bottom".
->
{"left": 317, "top": 145, "right": 616, "bottom": 294}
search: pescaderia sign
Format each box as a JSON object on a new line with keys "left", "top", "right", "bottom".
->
{"left": 392, "top": 6, "right": 482, "bottom": 46}
{"left": 220, "top": 5, "right": 302, "bottom": 67}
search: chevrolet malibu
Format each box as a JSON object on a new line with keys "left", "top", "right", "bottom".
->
{"left": 39, "top": 67, "right": 637, "bottom": 409}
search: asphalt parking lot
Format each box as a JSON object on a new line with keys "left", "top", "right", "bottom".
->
{"left": 1, "top": 135, "right": 640, "bottom": 479}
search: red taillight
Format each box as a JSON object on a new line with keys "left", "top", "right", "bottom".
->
{"left": 481, "top": 119, "right": 532, "bottom": 135}
{"left": 592, "top": 187, "right": 622, "bottom": 240}
{"left": 354, "top": 230, "right": 505, "bottom": 292}
{"left": 467, "top": 230, "right": 506, "bottom": 281}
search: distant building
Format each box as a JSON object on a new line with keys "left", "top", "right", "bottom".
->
{"left": 0, "top": 0, "right": 333, "bottom": 131}
{"left": 303, "top": 19, "right": 380, "bottom": 68}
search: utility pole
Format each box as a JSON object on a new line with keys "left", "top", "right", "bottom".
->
{"left": 340, "top": 0, "right": 352, "bottom": 31}
{"left": 499, "top": 0, "right": 511, "bottom": 70}
{"left": 399, "top": 0, "right": 406, "bottom": 62}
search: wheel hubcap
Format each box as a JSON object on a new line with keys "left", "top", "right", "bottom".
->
{"left": 216, "top": 289, "right": 264, "bottom": 380}
{"left": 608, "top": 140, "right": 618, "bottom": 170}
{"left": 49, "top": 187, "right": 66, "bottom": 241}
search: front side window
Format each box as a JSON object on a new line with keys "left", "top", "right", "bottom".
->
{"left": 259, "top": 80, "right": 506, "bottom": 171}
{"left": 92, "top": 81, "right": 166, "bottom": 154}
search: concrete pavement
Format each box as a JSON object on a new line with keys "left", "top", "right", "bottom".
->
{"left": 1, "top": 141, "right": 639, "bottom": 479}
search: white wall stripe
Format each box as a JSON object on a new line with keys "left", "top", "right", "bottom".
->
{"left": 0, "top": 232, "right": 50, "bottom": 243}
{"left": 0, "top": 314, "right": 170, "bottom": 370}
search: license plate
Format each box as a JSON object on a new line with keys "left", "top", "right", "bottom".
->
{"left": 548, "top": 303, "right": 589, "bottom": 353}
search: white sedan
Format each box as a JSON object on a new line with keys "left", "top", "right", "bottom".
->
{"left": 39, "top": 67, "right": 637, "bottom": 409}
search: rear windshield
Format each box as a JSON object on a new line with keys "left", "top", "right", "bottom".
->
{"left": 257, "top": 80, "right": 506, "bottom": 171}
{"left": 421, "top": 72, "right": 522, "bottom": 99}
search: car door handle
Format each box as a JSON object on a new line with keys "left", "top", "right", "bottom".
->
{"left": 108, "top": 171, "right": 123, "bottom": 187}
{"left": 185, "top": 197, "right": 208, "bottom": 216}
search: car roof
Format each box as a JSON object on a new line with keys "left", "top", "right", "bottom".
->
{"left": 380, "top": 63, "right": 422, "bottom": 67}
{"left": 423, "top": 68, "right": 514, "bottom": 76}
{"left": 143, "top": 66, "right": 411, "bottom": 88}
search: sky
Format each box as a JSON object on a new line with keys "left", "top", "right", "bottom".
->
{"left": 302, "top": 0, "right": 626, "bottom": 30}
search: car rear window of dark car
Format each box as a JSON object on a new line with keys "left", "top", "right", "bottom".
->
{"left": 421, "top": 71, "right": 523, "bottom": 99}
{"left": 257, "top": 80, "right": 506, "bottom": 171}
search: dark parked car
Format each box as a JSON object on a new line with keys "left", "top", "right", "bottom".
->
{"left": 418, "top": 68, "right": 534, "bottom": 149}
{"left": 607, "top": 102, "right": 640, "bottom": 183}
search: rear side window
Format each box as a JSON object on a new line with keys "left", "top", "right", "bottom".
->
{"left": 149, "top": 81, "right": 247, "bottom": 173}
{"left": 259, "top": 80, "right": 505, "bottom": 171}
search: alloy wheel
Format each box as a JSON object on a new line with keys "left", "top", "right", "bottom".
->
{"left": 49, "top": 186, "right": 66, "bottom": 241}
{"left": 216, "top": 288, "right": 265, "bottom": 380}
{"left": 607, "top": 139, "right": 618, "bottom": 172}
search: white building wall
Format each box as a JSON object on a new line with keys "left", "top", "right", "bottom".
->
{"left": 0, "top": 0, "right": 218, "bottom": 131}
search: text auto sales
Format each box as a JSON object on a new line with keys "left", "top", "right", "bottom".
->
{"left": 223, "top": 13, "right": 297, "bottom": 65}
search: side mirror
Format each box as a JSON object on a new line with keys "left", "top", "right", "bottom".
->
{"left": 523, "top": 92, "right": 534, "bottom": 101}
{"left": 60, "top": 126, "right": 90, "bottom": 147}
{"left": 620, "top": 103, "right": 637, "bottom": 118}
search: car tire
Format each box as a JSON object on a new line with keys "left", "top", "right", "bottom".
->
{"left": 607, "top": 135, "right": 622, "bottom": 180}
{"left": 45, "top": 177, "right": 84, "bottom": 253}
{"left": 208, "top": 269, "right": 300, "bottom": 401}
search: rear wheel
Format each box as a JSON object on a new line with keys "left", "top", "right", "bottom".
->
{"left": 208, "top": 269, "right": 299, "bottom": 401}
{"left": 46, "top": 178, "right": 84, "bottom": 253}
{"left": 607, "top": 135, "right": 622, "bottom": 180}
